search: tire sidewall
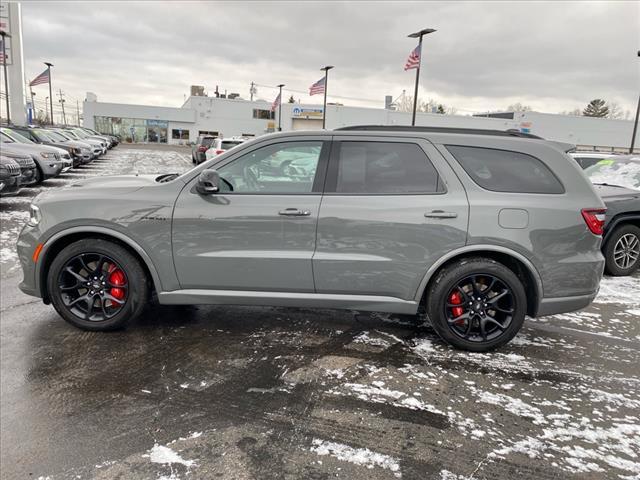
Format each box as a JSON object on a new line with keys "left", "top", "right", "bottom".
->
{"left": 604, "top": 225, "right": 640, "bottom": 276}
{"left": 47, "top": 239, "right": 147, "bottom": 331}
{"left": 427, "top": 258, "right": 527, "bottom": 352}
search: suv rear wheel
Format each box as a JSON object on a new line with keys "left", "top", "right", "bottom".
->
{"left": 426, "top": 258, "right": 527, "bottom": 352}
{"left": 604, "top": 224, "right": 640, "bottom": 276}
{"left": 47, "top": 239, "right": 148, "bottom": 331}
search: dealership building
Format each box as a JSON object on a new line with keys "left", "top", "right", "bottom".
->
{"left": 82, "top": 92, "right": 639, "bottom": 152}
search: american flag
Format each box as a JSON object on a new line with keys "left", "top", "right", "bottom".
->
{"left": 404, "top": 44, "right": 421, "bottom": 71}
{"left": 271, "top": 92, "right": 281, "bottom": 112}
{"left": 309, "top": 76, "right": 325, "bottom": 96}
{"left": 29, "top": 68, "right": 50, "bottom": 87}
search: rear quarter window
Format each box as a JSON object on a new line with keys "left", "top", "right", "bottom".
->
{"left": 446, "top": 145, "right": 565, "bottom": 194}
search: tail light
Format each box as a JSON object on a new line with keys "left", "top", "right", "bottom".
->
{"left": 581, "top": 208, "right": 606, "bottom": 235}
{"left": 215, "top": 149, "right": 225, "bottom": 155}
{"left": 198, "top": 145, "right": 207, "bottom": 152}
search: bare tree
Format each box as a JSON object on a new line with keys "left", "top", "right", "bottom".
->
{"left": 607, "top": 101, "right": 629, "bottom": 120}
{"left": 506, "top": 103, "right": 532, "bottom": 112}
{"left": 560, "top": 108, "right": 582, "bottom": 116}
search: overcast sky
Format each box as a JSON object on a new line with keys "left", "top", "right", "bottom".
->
{"left": 21, "top": 1, "right": 640, "bottom": 117}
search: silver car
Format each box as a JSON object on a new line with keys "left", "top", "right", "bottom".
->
{"left": 0, "top": 131, "right": 65, "bottom": 183}
{"left": 16, "top": 127, "right": 606, "bottom": 351}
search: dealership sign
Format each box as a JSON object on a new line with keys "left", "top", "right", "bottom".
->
{"left": 292, "top": 107, "right": 323, "bottom": 118}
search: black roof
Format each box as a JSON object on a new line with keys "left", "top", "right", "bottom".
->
{"left": 334, "top": 125, "right": 543, "bottom": 139}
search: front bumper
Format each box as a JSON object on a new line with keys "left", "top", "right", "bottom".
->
{"left": 18, "top": 167, "right": 38, "bottom": 186}
{"left": 0, "top": 176, "right": 21, "bottom": 196}
{"left": 40, "top": 160, "right": 64, "bottom": 179}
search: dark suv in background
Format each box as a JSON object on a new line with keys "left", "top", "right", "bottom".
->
{"left": 192, "top": 135, "right": 217, "bottom": 164}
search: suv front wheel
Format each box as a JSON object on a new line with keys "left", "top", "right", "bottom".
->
{"left": 47, "top": 239, "right": 148, "bottom": 331}
{"left": 427, "top": 258, "right": 527, "bottom": 352}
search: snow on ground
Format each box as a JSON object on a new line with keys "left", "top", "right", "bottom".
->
{"left": 310, "top": 439, "right": 402, "bottom": 477}
{"left": 143, "top": 444, "right": 197, "bottom": 467}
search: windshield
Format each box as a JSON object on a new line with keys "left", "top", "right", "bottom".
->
{"left": 1, "top": 128, "right": 35, "bottom": 144}
{"left": 585, "top": 159, "right": 640, "bottom": 191}
{"left": 33, "top": 129, "right": 58, "bottom": 142}
{"left": 63, "top": 130, "right": 80, "bottom": 139}
{"left": 72, "top": 129, "right": 90, "bottom": 138}
{"left": 51, "top": 130, "right": 73, "bottom": 141}
{"left": 221, "top": 140, "right": 244, "bottom": 150}
{"left": 0, "top": 132, "right": 15, "bottom": 143}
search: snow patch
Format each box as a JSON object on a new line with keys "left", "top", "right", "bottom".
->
{"left": 143, "top": 444, "right": 196, "bottom": 467}
{"left": 310, "top": 439, "right": 401, "bottom": 477}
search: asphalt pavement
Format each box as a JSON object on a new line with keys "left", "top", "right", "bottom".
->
{"left": 1, "top": 147, "right": 639, "bottom": 480}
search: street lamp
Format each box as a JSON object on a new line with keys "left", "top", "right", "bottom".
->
{"left": 630, "top": 50, "right": 640, "bottom": 154}
{"left": 407, "top": 28, "right": 436, "bottom": 126}
{"left": 0, "top": 30, "right": 11, "bottom": 124}
{"left": 277, "top": 84, "right": 285, "bottom": 131}
{"left": 44, "top": 62, "right": 54, "bottom": 125}
{"left": 320, "top": 65, "right": 334, "bottom": 129}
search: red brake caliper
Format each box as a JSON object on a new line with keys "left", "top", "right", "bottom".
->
{"left": 449, "top": 291, "right": 464, "bottom": 321}
{"left": 107, "top": 264, "right": 126, "bottom": 301}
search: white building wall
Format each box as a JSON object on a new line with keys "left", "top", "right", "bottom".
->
{"left": 83, "top": 94, "right": 638, "bottom": 151}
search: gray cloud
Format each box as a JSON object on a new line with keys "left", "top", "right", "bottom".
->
{"left": 21, "top": 1, "right": 640, "bottom": 116}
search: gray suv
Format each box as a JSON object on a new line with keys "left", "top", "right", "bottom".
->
{"left": 17, "top": 127, "right": 606, "bottom": 351}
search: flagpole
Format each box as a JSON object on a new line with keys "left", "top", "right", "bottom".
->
{"left": 1, "top": 31, "right": 11, "bottom": 124}
{"left": 277, "top": 84, "right": 284, "bottom": 131}
{"left": 320, "top": 65, "right": 334, "bottom": 129}
{"left": 44, "top": 62, "right": 54, "bottom": 125}
{"left": 408, "top": 28, "right": 436, "bottom": 126}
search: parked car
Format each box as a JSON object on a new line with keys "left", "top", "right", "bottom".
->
{"left": 205, "top": 136, "right": 249, "bottom": 161}
{"left": 192, "top": 135, "right": 217, "bottom": 164}
{"left": 570, "top": 152, "right": 618, "bottom": 169}
{"left": 584, "top": 155, "right": 640, "bottom": 276}
{"left": 1, "top": 146, "right": 38, "bottom": 187}
{"left": 52, "top": 129, "right": 103, "bottom": 158}
{"left": 0, "top": 131, "right": 64, "bottom": 183}
{"left": 0, "top": 155, "right": 23, "bottom": 196}
{"left": 64, "top": 127, "right": 110, "bottom": 152}
{"left": 7, "top": 125, "right": 92, "bottom": 166}
{"left": 1, "top": 127, "right": 73, "bottom": 173}
{"left": 17, "top": 127, "right": 606, "bottom": 352}
{"left": 80, "top": 127, "right": 119, "bottom": 147}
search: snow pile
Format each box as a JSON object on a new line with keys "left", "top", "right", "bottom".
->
{"left": 596, "top": 276, "right": 640, "bottom": 305}
{"left": 587, "top": 161, "right": 640, "bottom": 191}
{"left": 143, "top": 443, "right": 196, "bottom": 467}
{"left": 310, "top": 439, "right": 401, "bottom": 477}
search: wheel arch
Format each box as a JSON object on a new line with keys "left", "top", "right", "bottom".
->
{"left": 37, "top": 227, "right": 162, "bottom": 303}
{"left": 603, "top": 213, "right": 640, "bottom": 245}
{"left": 415, "top": 245, "right": 543, "bottom": 317}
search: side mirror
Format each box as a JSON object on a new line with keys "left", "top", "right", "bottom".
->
{"left": 196, "top": 168, "right": 220, "bottom": 195}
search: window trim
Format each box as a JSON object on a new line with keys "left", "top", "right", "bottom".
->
{"left": 444, "top": 144, "right": 566, "bottom": 195}
{"left": 323, "top": 140, "right": 447, "bottom": 196}
{"left": 204, "top": 140, "right": 331, "bottom": 196}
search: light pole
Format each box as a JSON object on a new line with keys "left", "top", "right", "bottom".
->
{"left": 45, "top": 96, "right": 49, "bottom": 123}
{"left": 320, "top": 65, "right": 334, "bottom": 129}
{"left": 277, "top": 83, "right": 284, "bottom": 131}
{"left": 1, "top": 31, "right": 11, "bottom": 124}
{"left": 408, "top": 28, "right": 436, "bottom": 126}
{"left": 630, "top": 50, "right": 640, "bottom": 154}
{"left": 44, "top": 62, "right": 54, "bottom": 125}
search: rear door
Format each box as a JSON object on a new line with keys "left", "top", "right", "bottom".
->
{"left": 313, "top": 136, "right": 469, "bottom": 300}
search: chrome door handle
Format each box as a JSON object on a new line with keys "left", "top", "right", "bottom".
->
{"left": 279, "top": 208, "right": 311, "bottom": 217}
{"left": 425, "top": 210, "right": 458, "bottom": 219}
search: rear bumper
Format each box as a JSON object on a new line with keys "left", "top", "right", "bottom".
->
{"left": 536, "top": 291, "right": 598, "bottom": 317}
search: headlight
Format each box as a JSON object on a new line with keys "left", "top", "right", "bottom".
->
{"left": 28, "top": 204, "right": 42, "bottom": 226}
{"left": 71, "top": 147, "right": 81, "bottom": 154}
{"left": 40, "top": 152, "right": 53, "bottom": 159}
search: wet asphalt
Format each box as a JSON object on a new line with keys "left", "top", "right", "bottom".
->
{"left": 1, "top": 147, "right": 639, "bottom": 479}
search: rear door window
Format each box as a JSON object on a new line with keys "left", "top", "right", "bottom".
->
{"left": 330, "top": 141, "right": 443, "bottom": 194}
{"left": 446, "top": 145, "right": 564, "bottom": 194}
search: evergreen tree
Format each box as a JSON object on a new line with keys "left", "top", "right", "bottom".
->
{"left": 583, "top": 99, "right": 609, "bottom": 117}
{"left": 288, "top": 95, "right": 295, "bottom": 103}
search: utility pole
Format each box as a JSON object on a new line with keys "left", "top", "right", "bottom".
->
{"left": 58, "top": 89, "right": 66, "bottom": 125}
{"left": 29, "top": 88, "right": 35, "bottom": 124}
{"left": 250, "top": 81, "right": 256, "bottom": 102}
{"left": 277, "top": 84, "right": 284, "bottom": 131}
{"left": 1, "top": 31, "right": 11, "bottom": 124}
{"left": 630, "top": 50, "right": 640, "bottom": 154}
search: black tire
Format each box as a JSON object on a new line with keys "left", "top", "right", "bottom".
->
{"left": 33, "top": 165, "right": 43, "bottom": 184}
{"left": 47, "top": 239, "right": 149, "bottom": 331}
{"left": 192, "top": 153, "right": 196, "bottom": 164}
{"left": 426, "top": 257, "right": 527, "bottom": 352}
{"left": 603, "top": 224, "right": 640, "bottom": 276}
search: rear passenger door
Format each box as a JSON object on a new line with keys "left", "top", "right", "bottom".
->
{"left": 313, "top": 136, "right": 469, "bottom": 301}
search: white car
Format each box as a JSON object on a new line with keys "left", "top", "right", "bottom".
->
{"left": 570, "top": 152, "right": 618, "bottom": 169}
{"left": 205, "top": 137, "right": 249, "bottom": 161}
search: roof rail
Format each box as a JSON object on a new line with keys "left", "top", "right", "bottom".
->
{"left": 334, "top": 125, "right": 543, "bottom": 139}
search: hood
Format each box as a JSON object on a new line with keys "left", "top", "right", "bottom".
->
{"left": 594, "top": 184, "right": 640, "bottom": 201}
{"left": 62, "top": 140, "right": 93, "bottom": 149}
{"left": 68, "top": 174, "right": 163, "bottom": 192}
{"left": 1, "top": 142, "right": 63, "bottom": 156}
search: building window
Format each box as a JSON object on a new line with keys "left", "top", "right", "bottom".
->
{"left": 241, "top": 133, "right": 256, "bottom": 137}
{"left": 252, "top": 109, "right": 275, "bottom": 120}
{"left": 172, "top": 129, "right": 190, "bottom": 140}
{"left": 199, "top": 130, "right": 219, "bottom": 137}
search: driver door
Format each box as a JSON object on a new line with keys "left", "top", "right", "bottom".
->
{"left": 172, "top": 137, "right": 330, "bottom": 292}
